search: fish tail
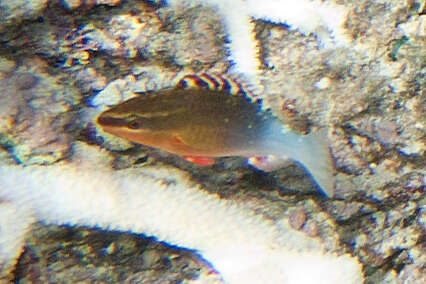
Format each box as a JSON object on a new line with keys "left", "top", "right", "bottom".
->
{"left": 262, "top": 125, "right": 335, "bottom": 197}
{"left": 295, "top": 131, "right": 335, "bottom": 197}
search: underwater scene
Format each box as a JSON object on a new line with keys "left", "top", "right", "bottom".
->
{"left": 0, "top": 0, "right": 424, "bottom": 283}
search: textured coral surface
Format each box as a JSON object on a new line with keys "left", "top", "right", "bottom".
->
{"left": 0, "top": 0, "right": 424, "bottom": 283}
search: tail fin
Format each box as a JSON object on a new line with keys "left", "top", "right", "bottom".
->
{"left": 261, "top": 125, "right": 335, "bottom": 197}
{"left": 301, "top": 132, "right": 334, "bottom": 197}
{"left": 291, "top": 131, "right": 335, "bottom": 197}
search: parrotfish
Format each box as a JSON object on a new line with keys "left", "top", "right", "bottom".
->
{"left": 96, "top": 74, "right": 335, "bottom": 196}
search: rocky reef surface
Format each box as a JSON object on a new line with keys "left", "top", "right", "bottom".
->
{"left": 0, "top": 0, "right": 424, "bottom": 283}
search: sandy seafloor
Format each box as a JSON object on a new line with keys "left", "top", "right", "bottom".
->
{"left": 0, "top": 0, "right": 424, "bottom": 283}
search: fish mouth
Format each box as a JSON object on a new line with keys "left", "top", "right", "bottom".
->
{"left": 96, "top": 115, "right": 128, "bottom": 127}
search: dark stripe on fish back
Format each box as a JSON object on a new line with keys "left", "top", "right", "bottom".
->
{"left": 199, "top": 73, "right": 220, "bottom": 89}
{"left": 177, "top": 73, "right": 261, "bottom": 105}
{"left": 177, "top": 75, "right": 209, "bottom": 89}
{"left": 178, "top": 73, "right": 244, "bottom": 94}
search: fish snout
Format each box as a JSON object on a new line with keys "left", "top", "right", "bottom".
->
{"left": 96, "top": 115, "right": 128, "bottom": 128}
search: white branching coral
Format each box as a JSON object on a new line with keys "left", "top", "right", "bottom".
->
{"left": 167, "top": 0, "right": 350, "bottom": 79}
{"left": 0, "top": 143, "right": 363, "bottom": 283}
{"left": 0, "top": 201, "right": 33, "bottom": 276}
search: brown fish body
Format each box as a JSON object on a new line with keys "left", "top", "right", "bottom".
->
{"left": 97, "top": 88, "right": 271, "bottom": 157}
{"left": 96, "top": 75, "right": 335, "bottom": 196}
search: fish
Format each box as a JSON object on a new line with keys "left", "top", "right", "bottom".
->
{"left": 96, "top": 74, "right": 335, "bottom": 196}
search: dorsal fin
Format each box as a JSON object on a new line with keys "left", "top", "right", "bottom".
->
{"left": 176, "top": 73, "right": 261, "bottom": 104}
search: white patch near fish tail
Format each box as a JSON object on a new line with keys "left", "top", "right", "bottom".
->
{"left": 259, "top": 122, "right": 335, "bottom": 197}
{"left": 247, "top": 155, "right": 291, "bottom": 172}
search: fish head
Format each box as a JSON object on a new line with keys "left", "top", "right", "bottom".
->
{"left": 96, "top": 90, "right": 187, "bottom": 149}
{"left": 95, "top": 89, "right": 228, "bottom": 156}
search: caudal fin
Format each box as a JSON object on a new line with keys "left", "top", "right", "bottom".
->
{"left": 261, "top": 125, "right": 335, "bottom": 197}
{"left": 294, "top": 131, "right": 335, "bottom": 197}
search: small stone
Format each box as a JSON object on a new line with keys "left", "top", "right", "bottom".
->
{"left": 141, "top": 249, "right": 162, "bottom": 269}
{"left": 373, "top": 119, "right": 399, "bottom": 146}
{"left": 302, "top": 220, "right": 319, "bottom": 237}
{"left": 288, "top": 208, "right": 307, "bottom": 230}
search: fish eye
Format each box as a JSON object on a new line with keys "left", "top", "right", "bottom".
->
{"left": 127, "top": 120, "right": 141, "bottom": 129}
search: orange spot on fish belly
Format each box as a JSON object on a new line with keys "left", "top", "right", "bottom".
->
{"left": 183, "top": 156, "right": 216, "bottom": 166}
